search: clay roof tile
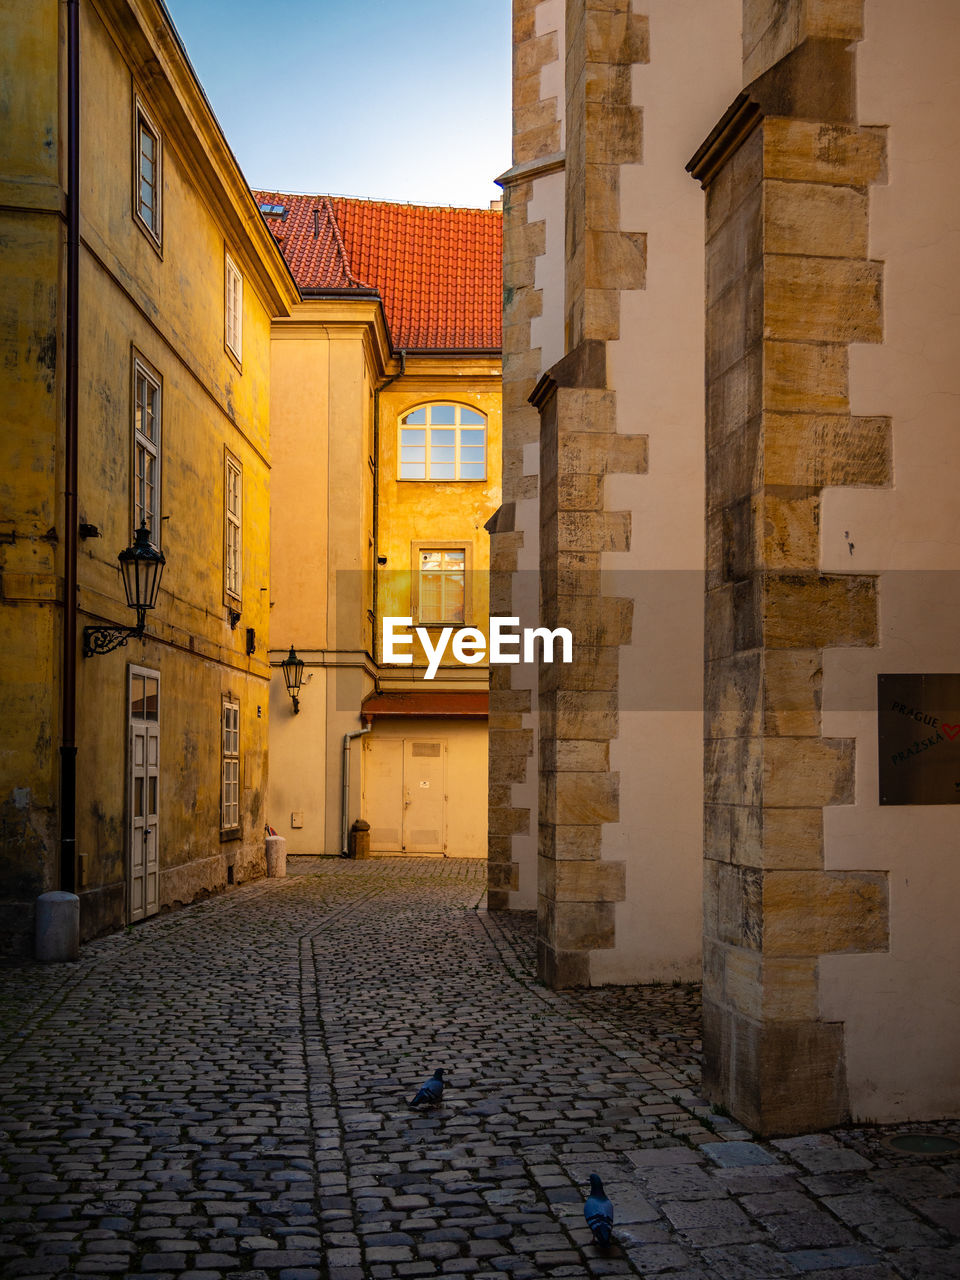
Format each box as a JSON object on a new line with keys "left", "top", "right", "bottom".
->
{"left": 253, "top": 190, "right": 501, "bottom": 352}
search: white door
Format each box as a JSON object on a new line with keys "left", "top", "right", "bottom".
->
{"left": 363, "top": 737, "right": 404, "bottom": 852}
{"left": 362, "top": 736, "right": 447, "bottom": 853}
{"left": 402, "top": 739, "right": 446, "bottom": 853}
{"left": 128, "top": 666, "right": 160, "bottom": 922}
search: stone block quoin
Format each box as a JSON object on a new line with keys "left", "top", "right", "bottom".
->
{"left": 533, "top": 0, "right": 649, "bottom": 988}
{"left": 687, "top": 6, "right": 891, "bottom": 1134}
{"left": 488, "top": 0, "right": 564, "bottom": 908}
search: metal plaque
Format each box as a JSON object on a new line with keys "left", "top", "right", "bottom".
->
{"left": 878, "top": 674, "right": 960, "bottom": 805}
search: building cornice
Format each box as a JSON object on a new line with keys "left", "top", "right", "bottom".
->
{"left": 496, "top": 151, "right": 566, "bottom": 188}
{"left": 688, "top": 37, "right": 858, "bottom": 187}
{"left": 686, "top": 93, "right": 763, "bottom": 188}
{"left": 91, "top": 0, "right": 300, "bottom": 316}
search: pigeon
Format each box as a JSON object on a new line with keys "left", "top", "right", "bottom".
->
{"left": 584, "top": 1173, "right": 614, "bottom": 1247}
{"left": 410, "top": 1068, "right": 445, "bottom": 1107}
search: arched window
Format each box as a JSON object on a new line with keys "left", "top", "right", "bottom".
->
{"left": 398, "top": 403, "right": 486, "bottom": 481}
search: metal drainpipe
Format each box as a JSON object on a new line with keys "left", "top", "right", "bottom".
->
{"left": 372, "top": 349, "right": 405, "bottom": 667}
{"left": 341, "top": 724, "right": 372, "bottom": 854}
{"left": 59, "top": 0, "right": 80, "bottom": 894}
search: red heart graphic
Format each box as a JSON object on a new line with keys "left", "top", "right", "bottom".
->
{"left": 942, "top": 723, "right": 960, "bottom": 741}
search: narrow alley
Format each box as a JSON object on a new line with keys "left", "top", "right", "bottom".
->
{"left": 1, "top": 859, "right": 958, "bottom": 1279}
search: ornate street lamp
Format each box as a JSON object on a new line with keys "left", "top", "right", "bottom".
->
{"left": 280, "top": 645, "right": 305, "bottom": 713}
{"left": 82, "top": 522, "right": 166, "bottom": 657}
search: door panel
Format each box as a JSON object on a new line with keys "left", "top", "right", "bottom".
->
{"left": 128, "top": 666, "right": 159, "bottom": 922}
{"left": 402, "top": 739, "right": 445, "bottom": 853}
{"left": 363, "top": 737, "right": 404, "bottom": 851}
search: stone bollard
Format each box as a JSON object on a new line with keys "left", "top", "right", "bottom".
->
{"left": 35, "top": 891, "right": 80, "bottom": 963}
{"left": 265, "top": 834, "right": 287, "bottom": 878}
{"left": 349, "top": 819, "right": 371, "bottom": 860}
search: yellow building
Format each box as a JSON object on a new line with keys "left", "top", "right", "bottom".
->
{"left": 0, "top": 0, "right": 297, "bottom": 953}
{"left": 259, "top": 195, "right": 502, "bottom": 857}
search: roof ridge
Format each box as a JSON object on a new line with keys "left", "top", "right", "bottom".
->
{"left": 322, "top": 196, "right": 369, "bottom": 290}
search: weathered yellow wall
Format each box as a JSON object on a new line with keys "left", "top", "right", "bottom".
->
{"left": 70, "top": 0, "right": 282, "bottom": 938}
{"left": 267, "top": 305, "right": 381, "bottom": 853}
{"left": 0, "top": 0, "right": 295, "bottom": 949}
{"left": 0, "top": 0, "right": 64, "bottom": 953}
{"left": 378, "top": 367, "right": 502, "bottom": 673}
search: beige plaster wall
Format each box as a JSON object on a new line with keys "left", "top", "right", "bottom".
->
{"left": 818, "top": 0, "right": 960, "bottom": 1120}
{"left": 268, "top": 312, "right": 377, "bottom": 854}
{"left": 590, "top": 0, "right": 742, "bottom": 983}
{"left": 529, "top": 172, "right": 566, "bottom": 374}
{"left": 536, "top": 0, "right": 565, "bottom": 145}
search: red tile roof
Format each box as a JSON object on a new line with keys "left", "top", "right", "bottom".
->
{"left": 254, "top": 191, "right": 502, "bottom": 352}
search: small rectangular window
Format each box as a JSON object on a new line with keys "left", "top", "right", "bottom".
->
{"left": 225, "top": 253, "right": 243, "bottom": 360}
{"left": 134, "top": 102, "right": 162, "bottom": 245}
{"left": 417, "top": 548, "right": 466, "bottom": 624}
{"left": 224, "top": 452, "right": 242, "bottom": 604}
{"left": 133, "top": 356, "right": 161, "bottom": 544}
{"left": 221, "top": 698, "right": 240, "bottom": 833}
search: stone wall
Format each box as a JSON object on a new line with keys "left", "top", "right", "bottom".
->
{"left": 530, "top": 0, "right": 650, "bottom": 986}
{"left": 690, "top": 2, "right": 893, "bottom": 1133}
{"left": 488, "top": 0, "right": 564, "bottom": 910}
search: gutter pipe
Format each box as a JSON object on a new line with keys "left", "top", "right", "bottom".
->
{"left": 372, "top": 349, "right": 405, "bottom": 667}
{"left": 341, "top": 724, "right": 372, "bottom": 855}
{"left": 338, "top": 346, "right": 405, "bottom": 855}
{"left": 60, "top": 0, "right": 80, "bottom": 895}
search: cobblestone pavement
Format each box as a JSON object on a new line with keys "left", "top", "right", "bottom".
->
{"left": 1, "top": 857, "right": 958, "bottom": 1280}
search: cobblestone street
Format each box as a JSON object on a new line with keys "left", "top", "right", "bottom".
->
{"left": 1, "top": 857, "right": 958, "bottom": 1280}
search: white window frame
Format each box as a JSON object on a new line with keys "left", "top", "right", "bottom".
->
{"left": 221, "top": 697, "right": 240, "bottom": 835}
{"left": 398, "top": 403, "right": 486, "bottom": 481}
{"left": 133, "top": 355, "right": 161, "bottom": 545}
{"left": 134, "top": 100, "right": 162, "bottom": 246}
{"left": 224, "top": 252, "right": 243, "bottom": 361}
{"left": 412, "top": 542, "right": 471, "bottom": 626}
{"left": 224, "top": 450, "right": 242, "bottom": 606}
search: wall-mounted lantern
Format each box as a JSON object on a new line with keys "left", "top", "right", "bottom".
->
{"left": 280, "top": 646, "right": 305, "bottom": 713}
{"left": 83, "top": 523, "right": 165, "bottom": 657}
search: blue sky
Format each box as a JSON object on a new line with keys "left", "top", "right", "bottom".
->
{"left": 164, "top": 0, "right": 512, "bottom": 209}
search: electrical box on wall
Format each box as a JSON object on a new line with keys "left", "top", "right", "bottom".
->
{"left": 291, "top": 811, "right": 304, "bottom": 828}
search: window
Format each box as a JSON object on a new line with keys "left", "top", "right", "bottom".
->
{"left": 221, "top": 698, "right": 240, "bottom": 833}
{"left": 133, "top": 356, "right": 161, "bottom": 543}
{"left": 416, "top": 547, "right": 466, "bottom": 624}
{"left": 134, "top": 102, "right": 162, "bottom": 244}
{"left": 224, "top": 452, "right": 242, "bottom": 604}
{"left": 399, "top": 403, "right": 486, "bottom": 480}
{"left": 225, "top": 253, "right": 243, "bottom": 360}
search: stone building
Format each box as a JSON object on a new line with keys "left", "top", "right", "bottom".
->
{"left": 494, "top": 0, "right": 960, "bottom": 1132}
{"left": 0, "top": 0, "right": 297, "bottom": 952}
{"left": 259, "top": 194, "right": 502, "bottom": 858}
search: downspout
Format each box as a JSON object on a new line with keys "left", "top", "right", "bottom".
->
{"left": 341, "top": 724, "right": 372, "bottom": 854}
{"left": 60, "top": 0, "right": 80, "bottom": 894}
{"left": 372, "top": 349, "right": 405, "bottom": 666}
{"left": 340, "top": 352, "right": 403, "bottom": 854}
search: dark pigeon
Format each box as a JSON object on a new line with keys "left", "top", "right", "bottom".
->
{"left": 410, "top": 1068, "right": 444, "bottom": 1107}
{"left": 584, "top": 1173, "right": 614, "bottom": 1246}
